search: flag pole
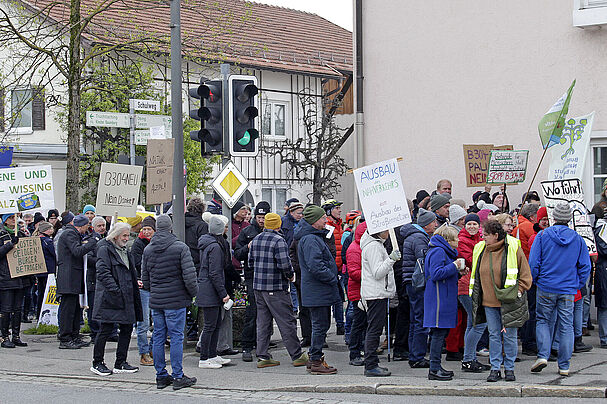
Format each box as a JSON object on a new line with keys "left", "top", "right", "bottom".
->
{"left": 523, "top": 145, "right": 549, "bottom": 201}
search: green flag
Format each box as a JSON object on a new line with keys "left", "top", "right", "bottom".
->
{"left": 538, "top": 80, "right": 576, "bottom": 149}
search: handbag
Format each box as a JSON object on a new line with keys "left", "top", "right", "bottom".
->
{"left": 488, "top": 249, "right": 519, "bottom": 304}
{"left": 411, "top": 257, "right": 426, "bottom": 292}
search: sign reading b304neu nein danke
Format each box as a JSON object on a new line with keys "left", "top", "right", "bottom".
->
{"left": 95, "top": 163, "right": 143, "bottom": 217}
{"left": 354, "top": 158, "right": 411, "bottom": 235}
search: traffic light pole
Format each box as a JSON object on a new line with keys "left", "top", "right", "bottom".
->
{"left": 220, "top": 63, "right": 233, "bottom": 249}
{"left": 170, "top": 0, "right": 185, "bottom": 241}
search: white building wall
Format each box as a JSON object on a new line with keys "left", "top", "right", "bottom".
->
{"left": 361, "top": 0, "right": 607, "bottom": 207}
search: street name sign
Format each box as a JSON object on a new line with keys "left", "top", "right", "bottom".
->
{"left": 130, "top": 99, "right": 160, "bottom": 112}
{"left": 86, "top": 111, "right": 130, "bottom": 128}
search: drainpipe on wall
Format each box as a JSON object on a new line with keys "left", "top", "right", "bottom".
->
{"left": 354, "top": 0, "right": 364, "bottom": 210}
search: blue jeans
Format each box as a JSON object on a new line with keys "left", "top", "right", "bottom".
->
{"left": 552, "top": 298, "right": 584, "bottom": 350}
{"left": 598, "top": 308, "right": 607, "bottom": 345}
{"left": 485, "top": 306, "right": 517, "bottom": 371}
{"left": 406, "top": 283, "right": 428, "bottom": 362}
{"left": 151, "top": 308, "right": 186, "bottom": 379}
{"left": 136, "top": 289, "right": 151, "bottom": 355}
{"left": 309, "top": 306, "right": 331, "bottom": 361}
{"left": 289, "top": 283, "right": 299, "bottom": 312}
{"left": 535, "top": 288, "right": 574, "bottom": 371}
{"left": 429, "top": 328, "right": 449, "bottom": 372}
{"left": 458, "top": 295, "right": 486, "bottom": 362}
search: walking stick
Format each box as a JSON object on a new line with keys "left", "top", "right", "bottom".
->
{"left": 386, "top": 298, "right": 391, "bottom": 362}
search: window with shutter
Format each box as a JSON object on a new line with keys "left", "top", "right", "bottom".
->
{"left": 32, "top": 86, "right": 45, "bottom": 131}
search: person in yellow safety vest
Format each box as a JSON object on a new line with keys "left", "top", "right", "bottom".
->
{"left": 468, "top": 220, "right": 532, "bottom": 383}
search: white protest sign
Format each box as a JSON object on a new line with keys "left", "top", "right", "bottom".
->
{"left": 38, "top": 274, "right": 59, "bottom": 326}
{"left": 95, "top": 163, "right": 143, "bottom": 217}
{"left": 354, "top": 158, "right": 411, "bottom": 235}
{"left": 486, "top": 150, "right": 529, "bottom": 184}
{"left": 548, "top": 112, "right": 594, "bottom": 180}
{"left": 0, "top": 165, "right": 54, "bottom": 214}
{"left": 540, "top": 178, "right": 597, "bottom": 255}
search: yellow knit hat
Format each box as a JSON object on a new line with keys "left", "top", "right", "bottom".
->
{"left": 264, "top": 213, "right": 282, "bottom": 230}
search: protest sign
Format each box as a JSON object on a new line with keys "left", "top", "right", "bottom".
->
{"left": 38, "top": 274, "right": 59, "bottom": 326}
{"left": 7, "top": 236, "right": 47, "bottom": 277}
{"left": 540, "top": 179, "right": 596, "bottom": 255}
{"left": 146, "top": 139, "right": 175, "bottom": 205}
{"left": 0, "top": 165, "right": 54, "bottom": 214}
{"left": 486, "top": 150, "right": 529, "bottom": 184}
{"left": 354, "top": 158, "right": 411, "bottom": 235}
{"left": 463, "top": 144, "right": 513, "bottom": 187}
{"left": 548, "top": 112, "right": 594, "bottom": 180}
{"left": 95, "top": 163, "right": 143, "bottom": 217}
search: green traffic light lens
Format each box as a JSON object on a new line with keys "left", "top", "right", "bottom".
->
{"left": 238, "top": 130, "right": 251, "bottom": 146}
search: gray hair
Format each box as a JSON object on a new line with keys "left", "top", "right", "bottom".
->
{"left": 107, "top": 222, "right": 130, "bottom": 241}
{"left": 91, "top": 216, "right": 106, "bottom": 227}
{"left": 520, "top": 203, "right": 540, "bottom": 220}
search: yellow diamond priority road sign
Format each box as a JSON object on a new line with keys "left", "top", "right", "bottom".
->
{"left": 212, "top": 162, "right": 249, "bottom": 208}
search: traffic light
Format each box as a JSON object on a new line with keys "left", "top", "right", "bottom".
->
{"left": 189, "top": 79, "right": 223, "bottom": 156}
{"left": 229, "top": 75, "right": 259, "bottom": 157}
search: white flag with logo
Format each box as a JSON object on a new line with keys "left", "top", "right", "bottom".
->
{"left": 548, "top": 112, "right": 594, "bottom": 180}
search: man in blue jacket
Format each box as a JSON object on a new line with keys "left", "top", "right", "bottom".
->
{"left": 529, "top": 202, "right": 591, "bottom": 376}
{"left": 294, "top": 205, "right": 340, "bottom": 374}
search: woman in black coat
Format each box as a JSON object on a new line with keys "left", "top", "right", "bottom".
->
{"left": 196, "top": 215, "right": 231, "bottom": 369}
{"left": 91, "top": 222, "right": 143, "bottom": 376}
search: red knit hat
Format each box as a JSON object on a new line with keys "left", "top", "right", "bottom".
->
{"left": 537, "top": 207, "right": 548, "bottom": 221}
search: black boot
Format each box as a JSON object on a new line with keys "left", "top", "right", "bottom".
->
{"left": 1, "top": 313, "right": 15, "bottom": 348}
{"left": 574, "top": 336, "right": 592, "bottom": 353}
{"left": 11, "top": 312, "right": 27, "bottom": 347}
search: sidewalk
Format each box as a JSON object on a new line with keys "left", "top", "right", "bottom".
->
{"left": 1, "top": 323, "right": 605, "bottom": 398}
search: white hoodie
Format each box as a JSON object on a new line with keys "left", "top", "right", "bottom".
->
{"left": 360, "top": 231, "right": 396, "bottom": 300}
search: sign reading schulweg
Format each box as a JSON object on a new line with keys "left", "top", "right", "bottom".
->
{"left": 354, "top": 158, "right": 411, "bottom": 235}
{"left": 0, "top": 165, "right": 54, "bottom": 213}
{"left": 486, "top": 150, "right": 529, "bottom": 184}
{"left": 540, "top": 178, "right": 596, "bottom": 255}
{"left": 95, "top": 163, "right": 143, "bottom": 217}
{"left": 7, "top": 236, "right": 47, "bottom": 278}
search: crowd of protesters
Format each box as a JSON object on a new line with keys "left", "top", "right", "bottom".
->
{"left": 0, "top": 177, "right": 602, "bottom": 389}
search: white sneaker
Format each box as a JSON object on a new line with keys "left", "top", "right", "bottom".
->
{"left": 198, "top": 359, "right": 222, "bottom": 369}
{"left": 558, "top": 368, "right": 569, "bottom": 376}
{"left": 211, "top": 355, "right": 231, "bottom": 365}
{"left": 476, "top": 348, "right": 490, "bottom": 357}
{"left": 531, "top": 358, "right": 548, "bottom": 373}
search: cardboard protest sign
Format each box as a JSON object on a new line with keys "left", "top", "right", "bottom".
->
{"left": 7, "top": 236, "right": 47, "bottom": 277}
{"left": 0, "top": 165, "right": 54, "bottom": 213}
{"left": 487, "top": 150, "right": 529, "bottom": 184}
{"left": 463, "top": 145, "right": 513, "bottom": 187}
{"left": 548, "top": 112, "right": 594, "bottom": 180}
{"left": 540, "top": 179, "right": 596, "bottom": 255}
{"left": 354, "top": 158, "right": 411, "bottom": 235}
{"left": 146, "top": 139, "right": 175, "bottom": 205}
{"left": 95, "top": 163, "right": 143, "bottom": 217}
{"left": 38, "top": 274, "right": 59, "bottom": 326}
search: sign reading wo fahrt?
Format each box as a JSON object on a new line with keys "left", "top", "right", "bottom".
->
{"left": 354, "top": 158, "right": 411, "bottom": 235}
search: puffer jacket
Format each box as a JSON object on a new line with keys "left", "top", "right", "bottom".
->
{"left": 141, "top": 231, "right": 198, "bottom": 310}
{"left": 294, "top": 219, "right": 340, "bottom": 307}
{"left": 184, "top": 212, "right": 208, "bottom": 270}
{"left": 423, "top": 234, "right": 459, "bottom": 328}
{"left": 457, "top": 227, "right": 481, "bottom": 295}
{"left": 92, "top": 238, "right": 143, "bottom": 324}
{"left": 360, "top": 231, "right": 396, "bottom": 300}
{"left": 327, "top": 215, "right": 344, "bottom": 271}
{"left": 399, "top": 223, "right": 430, "bottom": 284}
{"left": 346, "top": 222, "right": 367, "bottom": 301}
{"left": 196, "top": 233, "right": 228, "bottom": 307}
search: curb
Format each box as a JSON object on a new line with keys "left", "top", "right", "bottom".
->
{"left": 269, "top": 383, "right": 607, "bottom": 398}
{"left": 2, "top": 370, "right": 605, "bottom": 398}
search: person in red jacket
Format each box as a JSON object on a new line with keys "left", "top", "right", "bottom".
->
{"left": 512, "top": 203, "right": 539, "bottom": 259}
{"left": 322, "top": 199, "right": 345, "bottom": 335}
{"left": 346, "top": 221, "right": 367, "bottom": 366}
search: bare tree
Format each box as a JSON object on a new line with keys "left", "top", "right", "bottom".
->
{"left": 270, "top": 76, "right": 353, "bottom": 205}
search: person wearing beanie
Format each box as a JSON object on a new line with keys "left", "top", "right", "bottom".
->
{"left": 248, "top": 211, "right": 307, "bottom": 368}
{"left": 527, "top": 207, "right": 548, "bottom": 251}
{"left": 413, "top": 190, "right": 431, "bottom": 222}
{"left": 56, "top": 209, "right": 97, "bottom": 349}
{"left": 529, "top": 201, "right": 591, "bottom": 376}
{"left": 234, "top": 200, "right": 271, "bottom": 362}
{"left": 449, "top": 205, "right": 467, "bottom": 232}
{"left": 430, "top": 194, "right": 451, "bottom": 226}
{"left": 492, "top": 192, "right": 510, "bottom": 214}
{"left": 477, "top": 209, "right": 493, "bottom": 224}
{"left": 131, "top": 215, "right": 157, "bottom": 366}
{"left": 399, "top": 208, "right": 437, "bottom": 368}
{"left": 281, "top": 202, "right": 304, "bottom": 315}
{"left": 47, "top": 208, "right": 60, "bottom": 225}
{"left": 185, "top": 197, "right": 209, "bottom": 272}
{"left": 82, "top": 205, "right": 96, "bottom": 223}
{"left": 141, "top": 213, "right": 197, "bottom": 389}
{"left": 293, "top": 204, "right": 340, "bottom": 374}
{"left": 284, "top": 198, "right": 300, "bottom": 214}
{"left": 30, "top": 212, "right": 44, "bottom": 234}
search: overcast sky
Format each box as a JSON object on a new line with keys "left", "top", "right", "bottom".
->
{"left": 250, "top": 0, "right": 353, "bottom": 31}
